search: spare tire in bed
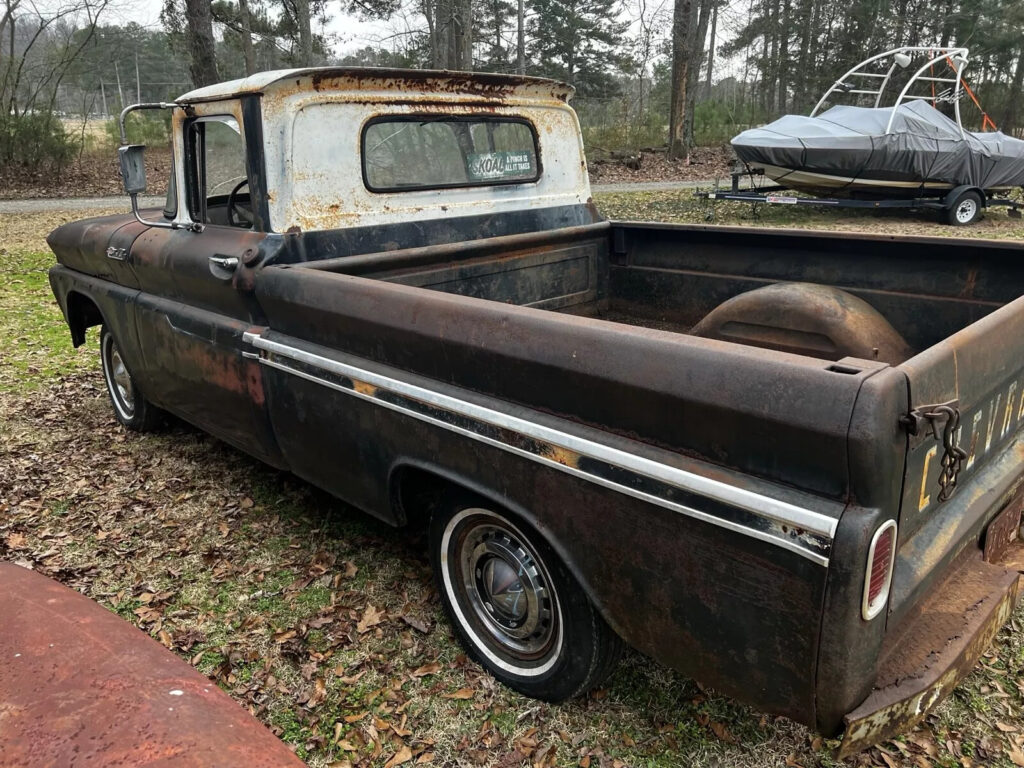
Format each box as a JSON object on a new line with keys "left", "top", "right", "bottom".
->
{"left": 690, "top": 282, "right": 913, "bottom": 365}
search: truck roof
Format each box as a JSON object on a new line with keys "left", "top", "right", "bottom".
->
{"left": 176, "top": 67, "right": 575, "bottom": 105}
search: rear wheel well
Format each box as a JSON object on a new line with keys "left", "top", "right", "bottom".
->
{"left": 65, "top": 291, "right": 104, "bottom": 347}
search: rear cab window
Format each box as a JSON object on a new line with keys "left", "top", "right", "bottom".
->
{"left": 361, "top": 117, "right": 540, "bottom": 192}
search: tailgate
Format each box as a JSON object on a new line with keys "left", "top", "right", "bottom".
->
{"left": 837, "top": 294, "right": 1024, "bottom": 755}
{"left": 893, "top": 292, "right": 1024, "bottom": 620}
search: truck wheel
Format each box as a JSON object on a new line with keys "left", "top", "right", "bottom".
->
{"left": 100, "top": 327, "right": 162, "bottom": 432}
{"left": 430, "top": 498, "right": 622, "bottom": 701}
{"left": 946, "top": 190, "right": 982, "bottom": 226}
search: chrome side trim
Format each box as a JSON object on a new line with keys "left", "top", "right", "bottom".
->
{"left": 245, "top": 331, "right": 836, "bottom": 566}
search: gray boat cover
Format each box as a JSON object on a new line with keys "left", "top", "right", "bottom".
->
{"left": 732, "top": 101, "right": 1024, "bottom": 190}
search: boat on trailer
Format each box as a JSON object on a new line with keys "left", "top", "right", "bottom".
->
{"left": 731, "top": 47, "right": 1024, "bottom": 200}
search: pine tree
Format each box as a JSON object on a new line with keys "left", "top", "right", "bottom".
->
{"left": 528, "top": 0, "right": 628, "bottom": 96}
{"left": 474, "top": 0, "right": 517, "bottom": 71}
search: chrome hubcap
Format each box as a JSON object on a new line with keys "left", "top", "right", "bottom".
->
{"left": 457, "top": 519, "right": 557, "bottom": 659}
{"left": 104, "top": 336, "right": 135, "bottom": 417}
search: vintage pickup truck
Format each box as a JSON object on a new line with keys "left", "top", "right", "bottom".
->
{"left": 47, "top": 68, "right": 1024, "bottom": 755}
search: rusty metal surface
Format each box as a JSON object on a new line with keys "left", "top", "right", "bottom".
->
{"left": 0, "top": 562, "right": 306, "bottom": 768}
{"left": 690, "top": 282, "right": 914, "bottom": 364}
{"left": 984, "top": 491, "right": 1024, "bottom": 563}
{"left": 176, "top": 67, "right": 575, "bottom": 105}
{"left": 838, "top": 551, "right": 1023, "bottom": 758}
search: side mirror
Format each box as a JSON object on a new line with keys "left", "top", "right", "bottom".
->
{"left": 118, "top": 144, "right": 147, "bottom": 195}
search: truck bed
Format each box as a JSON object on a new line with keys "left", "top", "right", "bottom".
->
{"left": 301, "top": 221, "right": 1019, "bottom": 361}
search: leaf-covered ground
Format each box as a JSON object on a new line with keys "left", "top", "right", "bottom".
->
{"left": 2, "top": 206, "right": 1024, "bottom": 768}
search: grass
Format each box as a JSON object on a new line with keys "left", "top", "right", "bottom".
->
{"left": 2, "top": 203, "right": 1024, "bottom": 768}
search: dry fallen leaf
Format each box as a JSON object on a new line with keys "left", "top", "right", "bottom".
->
{"left": 710, "top": 721, "right": 736, "bottom": 744}
{"left": 357, "top": 604, "right": 384, "bottom": 633}
{"left": 384, "top": 746, "right": 413, "bottom": 768}
{"left": 411, "top": 662, "right": 441, "bottom": 678}
{"left": 443, "top": 688, "right": 475, "bottom": 700}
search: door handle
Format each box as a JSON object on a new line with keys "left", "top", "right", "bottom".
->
{"left": 209, "top": 255, "right": 239, "bottom": 270}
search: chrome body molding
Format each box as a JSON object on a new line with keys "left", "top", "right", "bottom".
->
{"left": 244, "top": 330, "right": 836, "bottom": 566}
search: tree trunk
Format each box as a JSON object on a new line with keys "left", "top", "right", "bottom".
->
{"left": 682, "top": 0, "right": 711, "bottom": 149}
{"left": 516, "top": 0, "right": 525, "bottom": 74}
{"left": 454, "top": 0, "right": 472, "bottom": 68}
{"left": 704, "top": 0, "right": 716, "bottom": 98}
{"left": 238, "top": 0, "right": 256, "bottom": 75}
{"left": 295, "top": 0, "right": 313, "bottom": 66}
{"left": 793, "top": 0, "right": 813, "bottom": 111}
{"left": 1002, "top": 48, "right": 1024, "bottom": 135}
{"left": 183, "top": 0, "right": 219, "bottom": 87}
{"left": 766, "top": 0, "right": 779, "bottom": 113}
{"left": 668, "top": 0, "right": 697, "bottom": 159}
{"left": 775, "top": 0, "right": 790, "bottom": 113}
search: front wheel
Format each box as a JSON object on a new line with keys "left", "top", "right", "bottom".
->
{"left": 100, "top": 326, "right": 162, "bottom": 431}
{"left": 430, "top": 498, "right": 622, "bottom": 701}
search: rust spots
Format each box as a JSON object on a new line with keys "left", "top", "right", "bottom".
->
{"left": 353, "top": 379, "right": 377, "bottom": 397}
{"left": 839, "top": 554, "right": 1022, "bottom": 757}
{"left": 540, "top": 443, "right": 581, "bottom": 469}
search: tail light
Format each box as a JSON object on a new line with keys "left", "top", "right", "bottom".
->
{"left": 862, "top": 520, "right": 897, "bottom": 620}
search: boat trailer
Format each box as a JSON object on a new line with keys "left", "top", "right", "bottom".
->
{"left": 699, "top": 169, "right": 1024, "bottom": 226}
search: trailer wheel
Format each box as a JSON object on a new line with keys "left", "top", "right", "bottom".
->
{"left": 430, "top": 498, "right": 622, "bottom": 701}
{"left": 946, "top": 190, "right": 982, "bottom": 226}
{"left": 100, "top": 327, "right": 162, "bottom": 432}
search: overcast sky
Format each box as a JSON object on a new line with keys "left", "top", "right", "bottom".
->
{"left": 110, "top": 0, "right": 392, "bottom": 57}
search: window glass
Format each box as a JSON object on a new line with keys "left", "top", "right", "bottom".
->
{"left": 187, "top": 116, "right": 249, "bottom": 225}
{"left": 204, "top": 118, "right": 246, "bottom": 197}
{"left": 362, "top": 118, "right": 539, "bottom": 191}
{"left": 163, "top": 161, "right": 177, "bottom": 219}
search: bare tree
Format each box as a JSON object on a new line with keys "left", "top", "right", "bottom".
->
{"left": 667, "top": 0, "right": 697, "bottom": 158}
{"left": 1, "top": 0, "right": 109, "bottom": 118}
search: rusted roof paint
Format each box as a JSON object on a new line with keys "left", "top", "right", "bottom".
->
{"left": 0, "top": 562, "right": 307, "bottom": 767}
{"left": 177, "top": 67, "right": 574, "bottom": 105}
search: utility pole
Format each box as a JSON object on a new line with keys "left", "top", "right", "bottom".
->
{"left": 135, "top": 52, "right": 141, "bottom": 103}
{"left": 114, "top": 61, "right": 124, "bottom": 112}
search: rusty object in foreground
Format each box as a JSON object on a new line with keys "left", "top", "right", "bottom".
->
{"left": 839, "top": 549, "right": 1023, "bottom": 758}
{"left": 0, "top": 562, "right": 306, "bottom": 768}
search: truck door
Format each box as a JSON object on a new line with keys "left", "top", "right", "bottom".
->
{"left": 128, "top": 102, "right": 284, "bottom": 467}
